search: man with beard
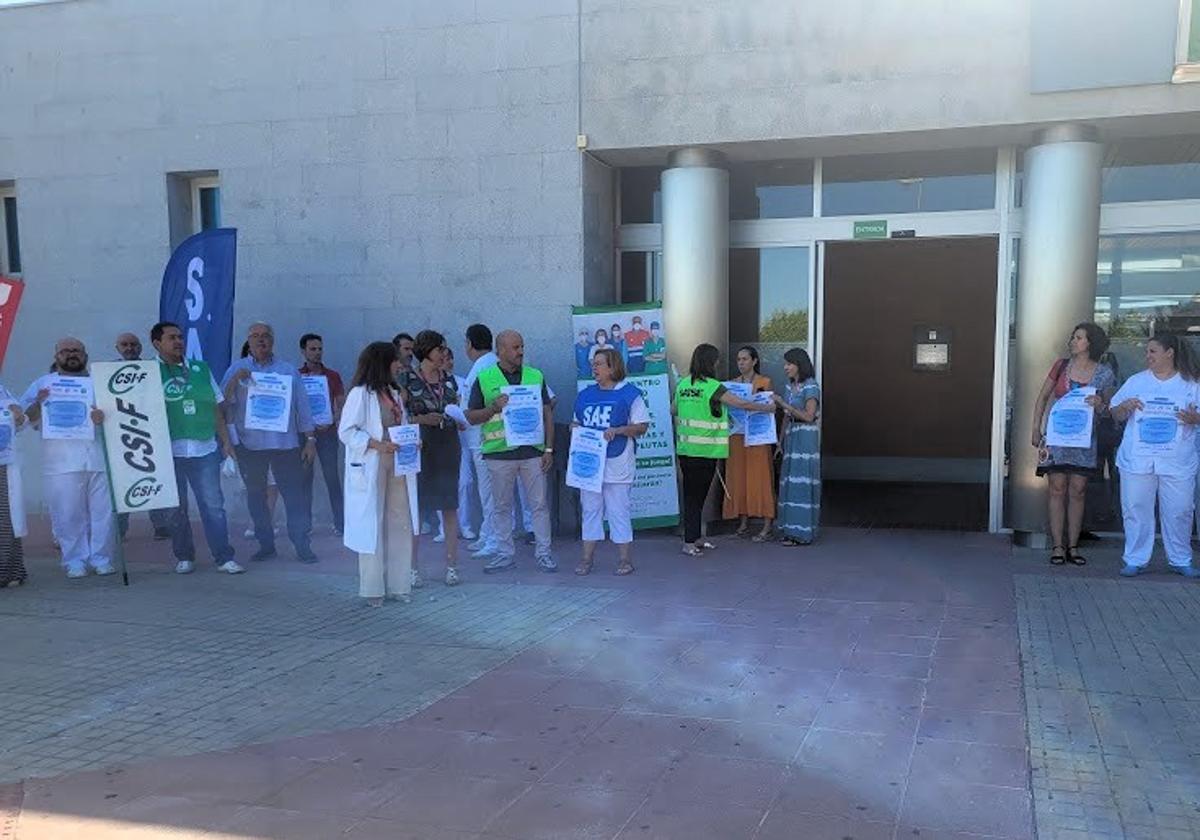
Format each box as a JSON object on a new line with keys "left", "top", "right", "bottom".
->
{"left": 22, "top": 337, "right": 115, "bottom": 578}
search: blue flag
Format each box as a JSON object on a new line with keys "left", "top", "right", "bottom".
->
{"left": 159, "top": 228, "right": 237, "bottom": 380}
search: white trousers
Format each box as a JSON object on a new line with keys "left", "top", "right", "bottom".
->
{"left": 485, "top": 457, "right": 551, "bottom": 559}
{"left": 1121, "top": 471, "right": 1196, "bottom": 568}
{"left": 581, "top": 482, "right": 634, "bottom": 544}
{"left": 470, "top": 445, "right": 497, "bottom": 549}
{"left": 45, "top": 471, "right": 114, "bottom": 572}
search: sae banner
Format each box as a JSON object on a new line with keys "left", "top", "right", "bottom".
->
{"left": 91, "top": 362, "right": 179, "bottom": 515}
{"left": 571, "top": 302, "right": 678, "bottom": 529}
{"left": 159, "top": 228, "right": 237, "bottom": 381}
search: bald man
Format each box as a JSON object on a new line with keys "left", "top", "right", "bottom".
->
{"left": 466, "top": 330, "right": 556, "bottom": 573}
{"left": 113, "top": 331, "right": 173, "bottom": 541}
{"left": 22, "top": 338, "right": 116, "bottom": 578}
{"left": 221, "top": 322, "right": 318, "bottom": 564}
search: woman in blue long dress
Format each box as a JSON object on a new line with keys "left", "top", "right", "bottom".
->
{"left": 774, "top": 347, "right": 820, "bottom": 546}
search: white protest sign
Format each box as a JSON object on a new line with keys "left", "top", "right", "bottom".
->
{"left": 42, "top": 375, "right": 95, "bottom": 441}
{"left": 566, "top": 426, "right": 606, "bottom": 493}
{"left": 301, "top": 375, "right": 333, "bottom": 426}
{"left": 246, "top": 372, "right": 293, "bottom": 433}
{"left": 91, "top": 362, "right": 180, "bottom": 514}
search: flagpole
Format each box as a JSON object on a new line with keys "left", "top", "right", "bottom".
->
{"left": 96, "top": 424, "right": 130, "bottom": 586}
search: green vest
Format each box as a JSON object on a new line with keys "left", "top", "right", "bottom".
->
{"left": 478, "top": 364, "right": 545, "bottom": 455}
{"left": 160, "top": 359, "right": 217, "bottom": 442}
{"left": 674, "top": 376, "right": 729, "bottom": 458}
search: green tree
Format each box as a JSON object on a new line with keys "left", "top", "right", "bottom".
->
{"left": 759, "top": 309, "right": 809, "bottom": 343}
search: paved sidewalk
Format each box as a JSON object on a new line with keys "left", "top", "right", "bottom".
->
{"left": 1, "top": 523, "right": 1195, "bottom": 839}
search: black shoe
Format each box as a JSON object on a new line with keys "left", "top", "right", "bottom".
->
{"left": 523, "top": 532, "right": 536, "bottom": 546}
{"left": 153, "top": 528, "right": 172, "bottom": 541}
{"left": 296, "top": 550, "right": 318, "bottom": 565}
{"left": 1078, "top": 530, "right": 1100, "bottom": 542}
{"left": 250, "top": 547, "right": 277, "bottom": 562}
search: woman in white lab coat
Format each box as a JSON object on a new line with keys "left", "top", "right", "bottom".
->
{"left": 0, "top": 385, "right": 27, "bottom": 587}
{"left": 339, "top": 341, "right": 418, "bottom": 606}
{"left": 1109, "top": 335, "right": 1200, "bottom": 578}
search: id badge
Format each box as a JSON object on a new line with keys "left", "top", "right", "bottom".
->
{"left": 182, "top": 399, "right": 197, "bottom": 416}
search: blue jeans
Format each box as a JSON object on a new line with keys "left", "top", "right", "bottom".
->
{"left": 302, "top": 430, "right": 343, "bottom": 532}
{"left": 237, "top": 445, "right": 312, "bottom": 554}
{"left": 171, "top": 451, "right": 235, "bottom": 564}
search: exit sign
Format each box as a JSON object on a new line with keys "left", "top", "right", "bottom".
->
{"left": 853, "top": 220, "right": 888, "bottom": 239}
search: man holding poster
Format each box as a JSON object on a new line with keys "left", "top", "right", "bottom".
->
{"left": 222, "top": 323, "right": 318, "bottom": 564}
{"left": 298, "top": 332, "right": 345, "bottom": 536}
{"left": 466, "top": 330, "right": 556, "bottom": 573}
{"left": 21, "top": 338, "right": 116, "bottom": 578}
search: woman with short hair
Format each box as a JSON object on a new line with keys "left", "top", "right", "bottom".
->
{"left": 398, "top": 329, "right": 464, "bottom": 587}
{"left": 673, "top": 343, "right": 774, "bottom": 557}
{"left": 339, "top": 342, "right": 415, "bottom": 607}
{"left": 1030, "top": 322, "right": 1116, "bottom": 566}
{"left": 1109, "top": 334, "right": 1200, "bottom": 578}
{"left": 572, "top": 348, "right": 649, "bottom": 576}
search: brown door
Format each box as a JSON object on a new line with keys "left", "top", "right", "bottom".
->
{"left": 821, "top": 237, "right": 998, "bottom": 530}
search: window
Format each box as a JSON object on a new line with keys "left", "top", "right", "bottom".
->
{"left": 1174, "top": 0, "right": 1200, "bottom": 82}
{"left": 729, "top": 160, "right": 814, "bottom": 220}
{"left": 0, "top": 187, "right": 19, "bottom": 276}
{"left": 822, "top": 149, "right": 996, "bottom": 216}
{"left": 1101, "top": 136, "right": 1200, "bottom": 203}
{"left": 619, "top": 251, "right": 661, "bottom": 303}
{"left": 729, "top": 246, "right": 811, "bottom": 388}
{"left": 192, "top": 176, "right": 221, "bottom": 233}
{"left": 619, "top": 167, "right": 663, "bottom": 224}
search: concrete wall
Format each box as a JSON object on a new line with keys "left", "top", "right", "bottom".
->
{"left": 580, "top": 0, "right": 1200, "bottom": 154}
{"left": 0, "top": 0, "right": 585, "bottom": 508}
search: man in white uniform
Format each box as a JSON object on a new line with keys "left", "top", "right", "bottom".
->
{"left": 463, "top": 323, "right": 498, "bottom": 558}
{"left": 22, "top": 337, "right": 115, "bottom": 578}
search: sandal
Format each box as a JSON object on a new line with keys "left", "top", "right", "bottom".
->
{"left": 365, "top": 597, "right": 384, "bottom": 608}
{"left": 574, "top": 558, "right": 594, "bottom": 576}
{"left": 1050, "top": 545, "right": 1067, "bottom": 565}
{"left": 734, "top": 523, "right": 750, "bottom": 538}
{"left": 681, "top": 545, "right": 704, "bottom": 557}
{"left": 1068, "top": 545, "right": 1087, "bottom": 566}
{"left": 751, "top": 530, "right": 773, "bottom": 543}
{"left": 614, "top": 561, "right": 635, "bottom": 576}
{"left": 780, "top": 537, "right": 801, "bottom": 547}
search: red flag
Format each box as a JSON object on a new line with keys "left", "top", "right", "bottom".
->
{"left": 0, "top": 276, "right": 24, "bottom": 371}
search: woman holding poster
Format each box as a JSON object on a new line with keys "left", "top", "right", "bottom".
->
{"left": 0, "top": 386, "right": 27, "bottom": 587}
{"left": 1029, "top": 323, "right": 1115, "bottom": 566}
{"left": 673, "top": 343, "right": 774, "bottom": 557}
{"left": 724, "top": 346, "right": 776, "bottom": 542}
{"left": 1109, "top": 335, "right": 1200, "bottom": 578}
{"left": 774, "top": 348, "right": 821, "bottom": 546}
{"left": 339, "top": 342, "right": 416, "bottom": 607}
{"left": 571, "top": 348, "right": 650, "bottom": 576}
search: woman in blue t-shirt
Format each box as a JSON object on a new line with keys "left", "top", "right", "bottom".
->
{"left": 571, "top": 348, "right": 650, "bottom": 576}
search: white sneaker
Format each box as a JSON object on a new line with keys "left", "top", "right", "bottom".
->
{"left": 66, "top": 565, "right": 88, "bottom": 579}
{"left": 433, "top": 532, "right": 445, "bottom": 544}
{"left": 93, "top": 563, "right": 117, "bottom": 576}
{"left": 470, "top": 544, "right": 496, "bottom": 559}
{"left": 461, "top": 530, "right": 477, "bottom": 541}
{"left": 445, "top": 567, "right": 460, "bottom": 586}
{"left": 467, "top": 539, "right": 486, "bottom": 552}
{"left": 175, "top": 560, "right": 195, "bottom": 575}
{"left": 242, "top": 527, "right": 255, "bottom": 539}
{"left": 410, "top": 568, "right": 424, "bottom": 589}
{"left": 217, "top": 560, "right": 245, "bottom": 574}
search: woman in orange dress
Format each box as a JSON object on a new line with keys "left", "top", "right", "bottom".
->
{"left": 724, "top": 346, "right": 776, "bottom": 541}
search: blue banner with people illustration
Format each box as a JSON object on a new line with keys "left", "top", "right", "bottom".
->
{"left": 571, "top": 302, "right": 678, "bottom": 528}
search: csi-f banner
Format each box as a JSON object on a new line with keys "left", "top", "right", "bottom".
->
{"left": 571, "top": 302, "right": 678, "bottom": 529}
{"left": 159, "top": 228, "right": 237, "bottom": 381}
{"left": 0, "top": 276, "right": 24, "bottom": 371}
{"left": 91, "top": 361, "right": 179, "bottom": 515}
